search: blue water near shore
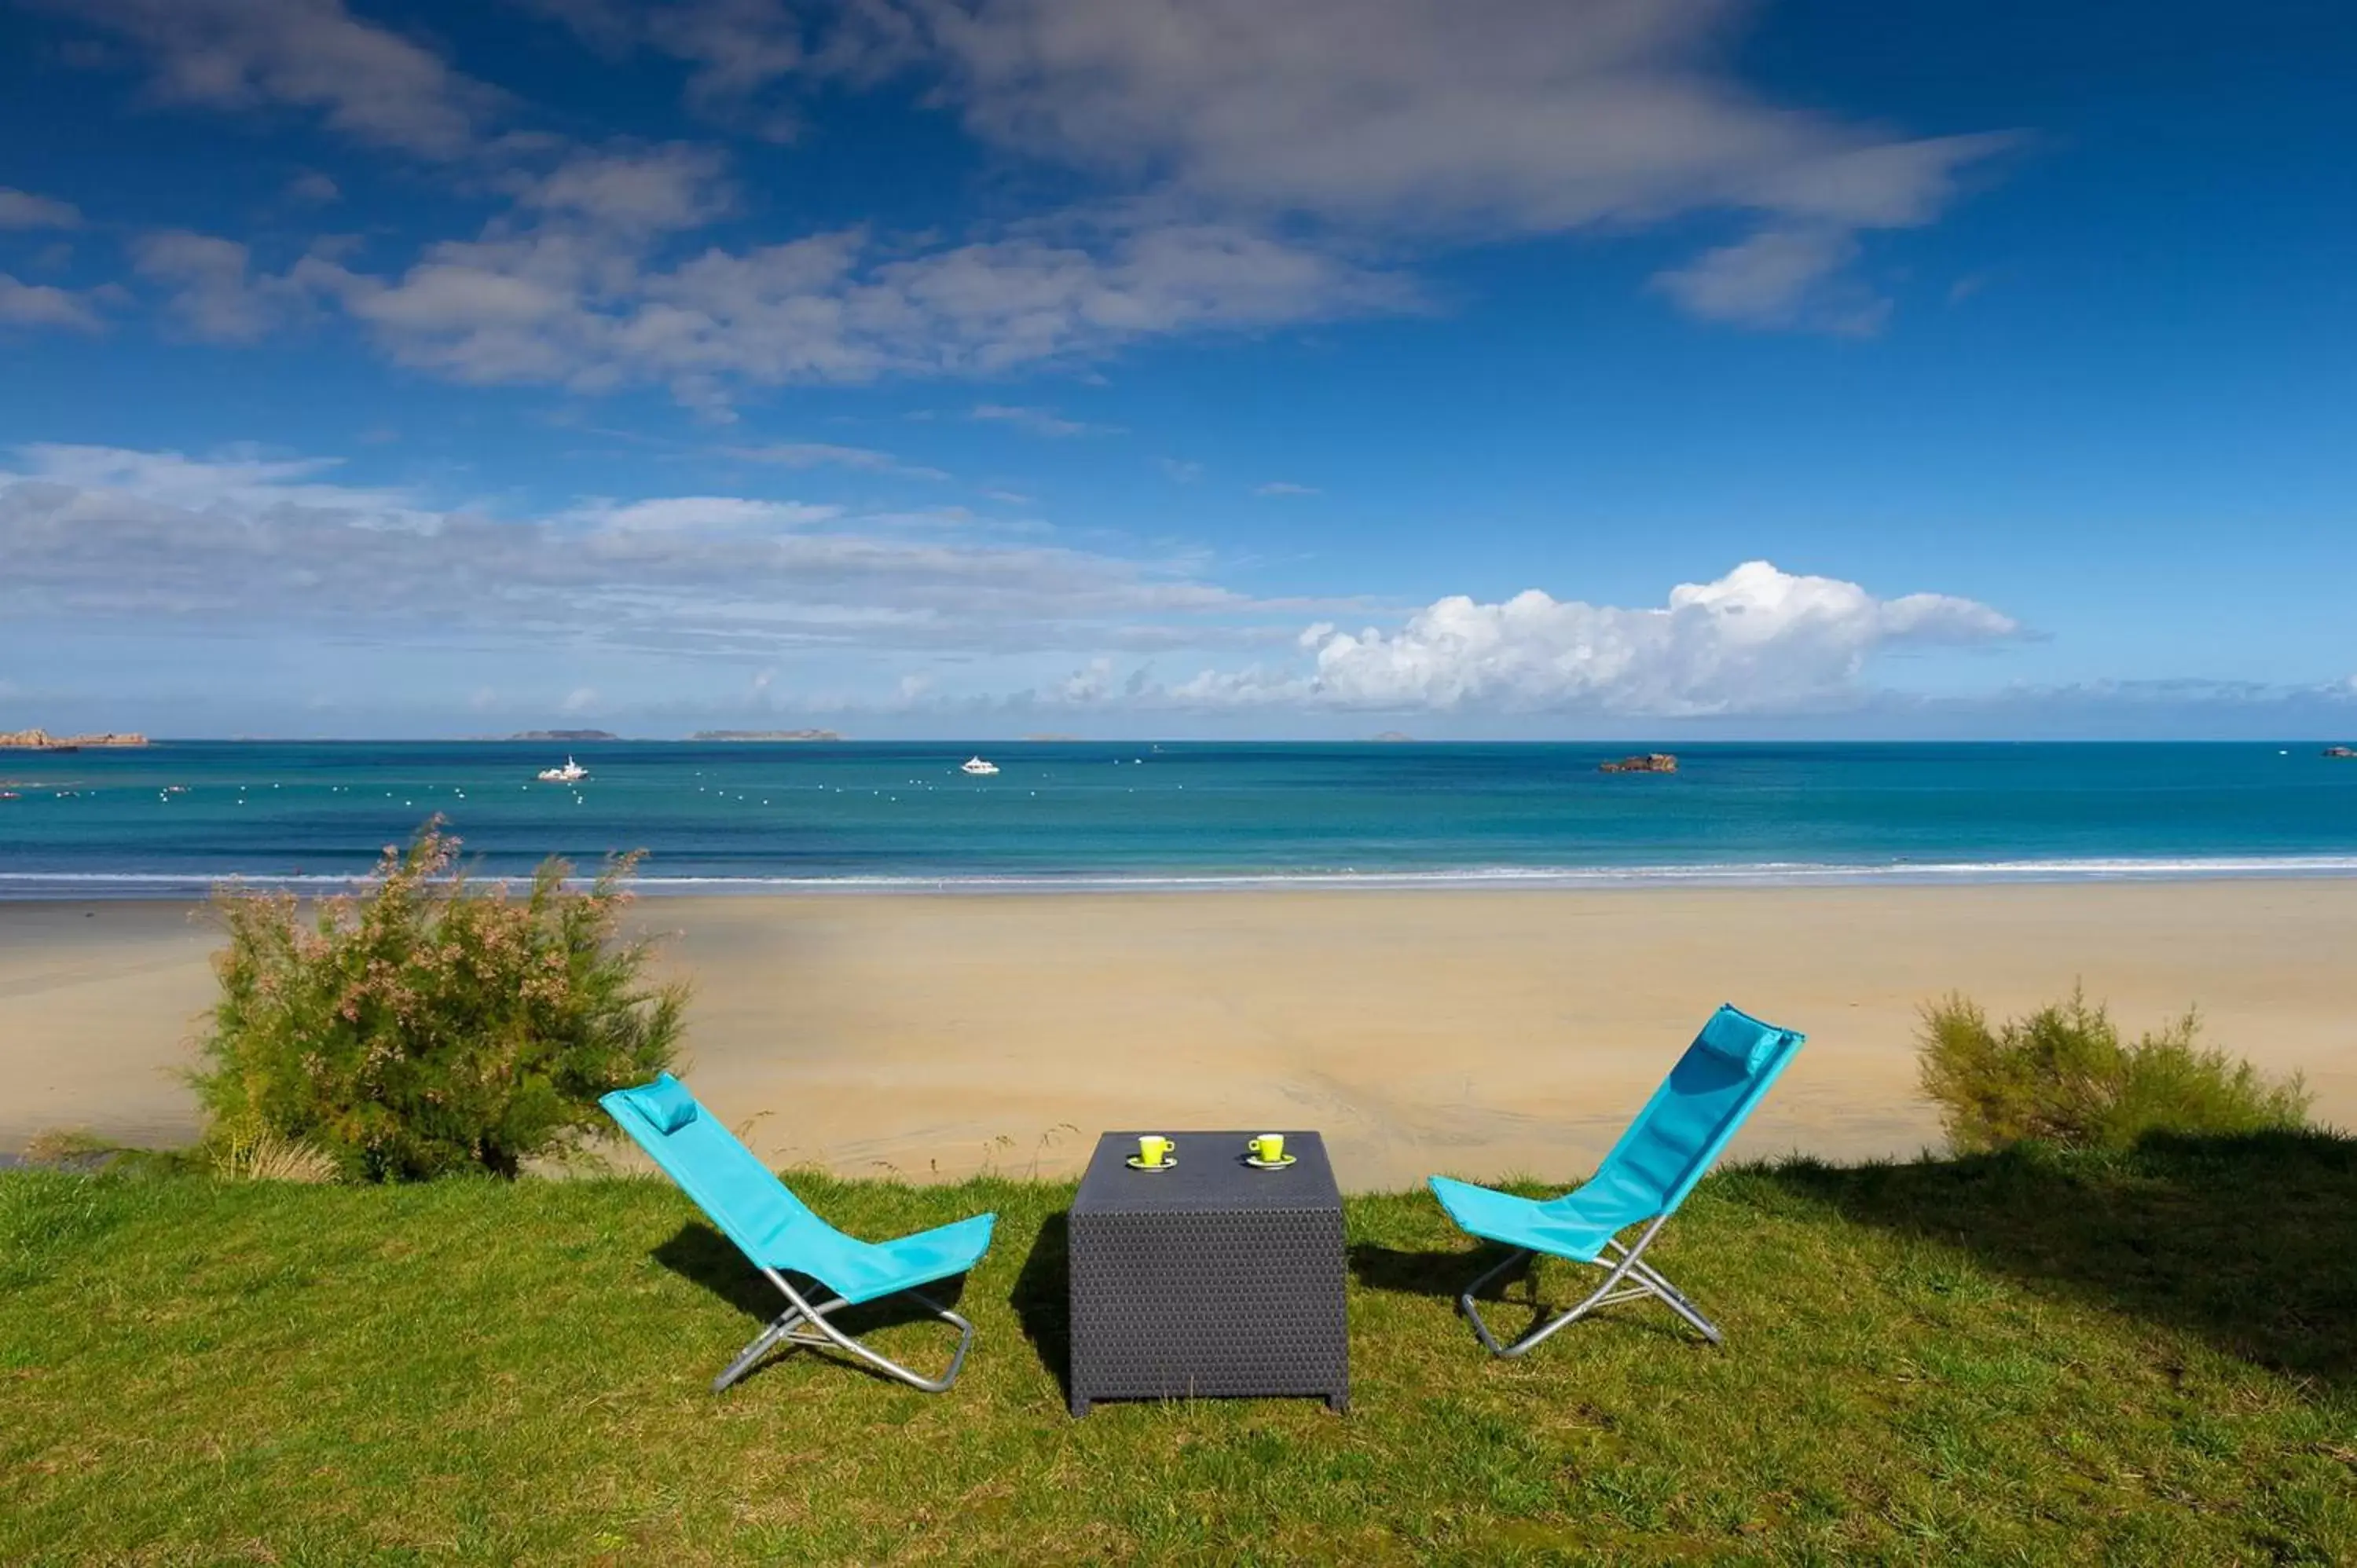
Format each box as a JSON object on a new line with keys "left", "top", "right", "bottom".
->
{"left": 2, "top": 741, "right": 2355, "bottom": 896}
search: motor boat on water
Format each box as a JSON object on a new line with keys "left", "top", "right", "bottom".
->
{"left": 537, "top": 757, "right": 589, "bottom": 783}
{"left": 960, "top": 756, "right": 1000, "bottom": 776}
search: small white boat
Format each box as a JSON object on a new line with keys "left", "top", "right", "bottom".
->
{"left": 960, "top": 756, "right": 1000, "bottom": 776}
{"left": 537, "top": 757, "right": 589, "bottom": 783}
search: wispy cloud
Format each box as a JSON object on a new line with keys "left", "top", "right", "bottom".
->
{"left": 1252, "top": 481, "right": 1319, "bottom": 497}
{"left": 1159, "top": 458, "right": 1204, "bottom": 483}
{"left": 724, "top": 441, "right": 950, "bottom": 480}
{"left": 0, "top": 442, "right": 1302, "bottom": 662}
{"left": 1650, "top": 225, "right": 1889, "bottom": 336}
{"left": 971, "top": 404, "right": 1121, "bottom": 438}
{"left": 35, "top": 0, "right": 506, "bottom": 159}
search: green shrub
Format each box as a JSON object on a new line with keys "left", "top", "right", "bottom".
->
{"left": 1918, "top": 987, "right": 2311, "bottom": 1154}
{"left": 192, "top": 820, "right": 687, "bottom": 1181}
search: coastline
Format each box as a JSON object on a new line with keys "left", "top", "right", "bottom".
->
{"left": 9, "top": 852, "right": 2357, "bottom": 899}
{"left": 3, "top": 881, "right": 2352, "bottom": 1189}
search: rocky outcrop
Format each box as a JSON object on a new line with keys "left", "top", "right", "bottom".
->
{"left": 0, "top": 729, "right": 148, "bottom": 749}
{"left": 1598, "top": 753, "right": 1679, "bottom": 774}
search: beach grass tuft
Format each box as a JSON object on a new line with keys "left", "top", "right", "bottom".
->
{"left": 3, "top": 1134, "right": 2353, "bottom": 1565}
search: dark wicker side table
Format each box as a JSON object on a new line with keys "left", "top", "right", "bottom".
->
{"left": 1066, "top": 1130, "right": 1349, "bottom": 1416}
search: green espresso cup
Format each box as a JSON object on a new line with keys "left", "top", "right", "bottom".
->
{"left": 1251, "top": 1133, "right": 1285, "bottom": 1163}
{"left": 1138, "top": 1134, "right": 1175, "bottom": 1167}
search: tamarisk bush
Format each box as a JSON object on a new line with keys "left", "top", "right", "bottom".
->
{"left": 194, "top": 820, "right": 686, "bottom": 1181}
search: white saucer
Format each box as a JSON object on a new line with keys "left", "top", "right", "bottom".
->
{"left": 1124, "top": 1156, "right": 1178, "bottom": 1172}
{"left": 1243, "top": 1154, "right": 1297, "bottom": 1171}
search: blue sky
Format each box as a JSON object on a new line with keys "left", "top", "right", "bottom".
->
{"left": 1, "top": 0, "right": 2351, "bottom": 738}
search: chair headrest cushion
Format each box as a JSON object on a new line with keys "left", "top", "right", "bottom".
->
{"left": 1695, "top": 1006, "right": 1784, "bottom": 1072}
{"left": 632, "top": 1075, "right": 700, "bottom": 1134}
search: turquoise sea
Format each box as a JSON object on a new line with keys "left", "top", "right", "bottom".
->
{"left": 2, "top": 741, "right": 2354, "bottom": 897}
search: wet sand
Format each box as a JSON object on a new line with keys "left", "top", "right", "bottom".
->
{"left": 2, "top": 883, "right": 2352, "bottom": 1189}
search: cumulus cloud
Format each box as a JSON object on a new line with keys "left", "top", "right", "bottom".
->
{"left": 511, "top": 144, "right": 735, "bottom": 232}
{"left": 0, "top": 189, "right": 82, "bottom": 229}
{"left": 1171, "top": 562, "right": 2019, "bottom": 716}
{"left": 0, "top": 274, "right": 107, "bottom": 332}
{"left": 132, "top": 230, "right": 323, "bottom": 341}
{"left": 37, "top": 0, "right": 504, "bottom": 158}
{"left": 284, "top": 170, "right": 342, "bottom": 205}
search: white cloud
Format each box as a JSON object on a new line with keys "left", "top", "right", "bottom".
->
{"left": 281, "top": 218, "right": 1403, "bottom": 410}
{"left": 725, "top": 442, "right": 950, "bottom": 480}
{"left": 1253, "top": 481, "right": 1319, "bottom": 497}
{"left": 285, "top": 170, "right": 342, "bottom": 205}
{"left": 513, "top": 144, "right": 734, "bottom": 232}
{"left": 1159, "top": 458, "right": 1204, "bottom": 483}
{"left": 579, "top": 496, "right": 842, "bottom": 532}
{"left": 1173, "top": 561, "right": 2019, "bottom": 716}
{"left": 0, "top": 442, "right": 1284, "bottom": 659}
{"left": 1649, "top": 225, "right": 1888, "bottom": 335}
{"left": 514, "top": 0, "right": 923, "bottom": 139}
{"left": 560, "top": 685, "right": 600, "bottom": 713}
{"left": 38, "top": 0, "right": 504, "bottom": 158}
{"left": 971, "top": 403, "right": 1116, "bottom": 438}
{"left": 0, "top": 189, "right": 82, "bottom": 229}
{"left": 132, "top": 230, "right": 321, "bottom": 342}
{"left": 0, "top": 274, "right": 106, "bottom": 332}
{"left": 869, "top": 0, "right": 2011, "bottom": 334}
{"left": 912, "top": 2, "right": 2012, "bottom": 225}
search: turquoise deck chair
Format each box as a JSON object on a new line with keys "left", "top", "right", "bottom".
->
{"left": 603, "top": 1075, "right": 995, "bottom": 1392}
{"left": 1428, "top": 1004, "right": 1802, "bottom": 1355}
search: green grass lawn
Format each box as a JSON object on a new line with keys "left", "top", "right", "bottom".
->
{"left": 4, "top": 1135, "right": 2353, "bottom": 1566}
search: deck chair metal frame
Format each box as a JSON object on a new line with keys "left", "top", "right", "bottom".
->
{"left": 1431, "top": 1003, "right": 1803, "bottom": 1356}
{"left": 713, "top": 1266, "right": 975, "bottom": 1394}
{"left": 603, "top": 1074, "right": 995, "bottom": 1394}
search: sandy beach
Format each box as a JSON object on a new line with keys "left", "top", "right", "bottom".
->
{"left": 2, "top": 882, "right": 2351, "bottom": 1188}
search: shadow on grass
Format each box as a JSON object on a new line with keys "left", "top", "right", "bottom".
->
{"left": 650, "top": 1221, "right": 972, "bottom": 1388}
{"left": 1761, "top": 1130, "right": 2357, "bottom": 1391}
{"left": 1351, "top": 1240, "right": 1699, "bottom": 1348}
{"left": 1010, "top": 1211, "right": 1072, "bottom": 1405}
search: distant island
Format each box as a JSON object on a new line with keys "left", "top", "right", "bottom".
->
{"left": 1019, "top": 734, "right": 1080, "bottom": 742}
{"left": 0, "top": 728, "right": 148, "bottom": 750}
{"left": 1371, "top": 731, "right": 1416, "bottom": 742}
{"left": 508, "top": 729, "right": 618, "bottom": 742}
{"left": 1599, "top": 753, "right": 1680, "bottom": 774}
{"left": 691, "top": 729, "right": 843, "bottom": 742}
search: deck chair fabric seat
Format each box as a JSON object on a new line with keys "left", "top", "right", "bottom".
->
{"left": 603, "top": 1074, "right": 995, "bottom": 1390}
{"left": 1428, "top": 1003, "right": 1802, "bottom": 1355}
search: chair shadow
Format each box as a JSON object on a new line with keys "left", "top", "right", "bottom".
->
{"left": 1010, "top": 1211, "right": 1073, "bottom": 1405}
{"left": 650, "top": 1221, "right": 971, "bottom": 1388}
{"left": 1351, "top": 1240, "right": 1701, "bottom": 1349}
{"left": 1759, "top": 1130, "right": 2357, "bottom": 1391}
